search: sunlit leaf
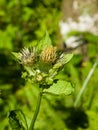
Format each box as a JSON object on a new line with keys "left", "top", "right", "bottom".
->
{"left": 43, "top": 80, "right": 74, "bottom": 96}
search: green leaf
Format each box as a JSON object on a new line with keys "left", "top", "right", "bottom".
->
{"left": 54, "top": 53, "right": 73, "bottom": 69}
{"left": 37, "top": 31, "right": 52, "bottom": 53}
{"left": 43, "top": 80, "right": 74, "bottom": 96}
{"left": 8, "top": 109, "right": 28, "bottom": 130}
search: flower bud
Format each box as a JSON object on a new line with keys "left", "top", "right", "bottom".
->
{"left": 36, "top": 74, "right": 43, "bottom": 81}
{"left": 41, "top": 46, "right": 57, "bottom": 63}
{"left": 18, "top": 47, "right": 36, "bottom": 65}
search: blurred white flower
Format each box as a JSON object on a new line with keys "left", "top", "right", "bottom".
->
{"left": 78, "top": 15, "right": 93, "bottom": 24}
{"left": 65, "top": 36, "right": 83, "bottom": 48}
{"left": 59, "top": 21, "right": 70, "bottom": 36}
{"left": 59, "top": 14, "right": 98, "bottom": 39}
{"left": 59, "top": 14, "right": 98, "bottom": 48}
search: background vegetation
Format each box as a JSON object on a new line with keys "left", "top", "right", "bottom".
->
{"left": 0, "top": 0, "right": 98, "bottom": 130}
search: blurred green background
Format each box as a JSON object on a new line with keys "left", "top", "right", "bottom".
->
{"left": 0, "top": 0, "right": 98, "bottom": 130}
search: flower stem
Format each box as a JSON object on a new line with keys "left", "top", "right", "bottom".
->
{"left": 74, "top": 58, "right": 98, "bottom": 108}
{"left": 29, "top": 88, "right": 43, "bottom": 130}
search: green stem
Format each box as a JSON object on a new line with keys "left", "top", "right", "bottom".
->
{"left": 74, "top": 58, "right": 98, "bottom": 108}
{"left": 29, "top": 88, "right": 43, "bottom": 130}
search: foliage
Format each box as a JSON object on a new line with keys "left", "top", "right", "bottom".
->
{"left": 0, "top": 0, "right": 98, "bottom": 130}
{"left": 0, "top": 1, "right": 62, "bottom": 129}
{"left": 0, "top": 0, "right": 62, "bottom": 51}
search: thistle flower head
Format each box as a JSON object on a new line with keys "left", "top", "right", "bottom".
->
{"left": 12, "top": 31, "right": 73, "bottom": 89}
{"left": 18, "top": 47, "right": 36, "bottom": 65}
{"left": 41, "top": 46, "right": 57, "bottom": 63}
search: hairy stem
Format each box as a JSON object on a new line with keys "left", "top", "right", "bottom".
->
{"left": 74, "top": 58, "right": 98, "bottom": 108}
{"left": 29, "top": 88, "right": 43, "bottom": 130}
